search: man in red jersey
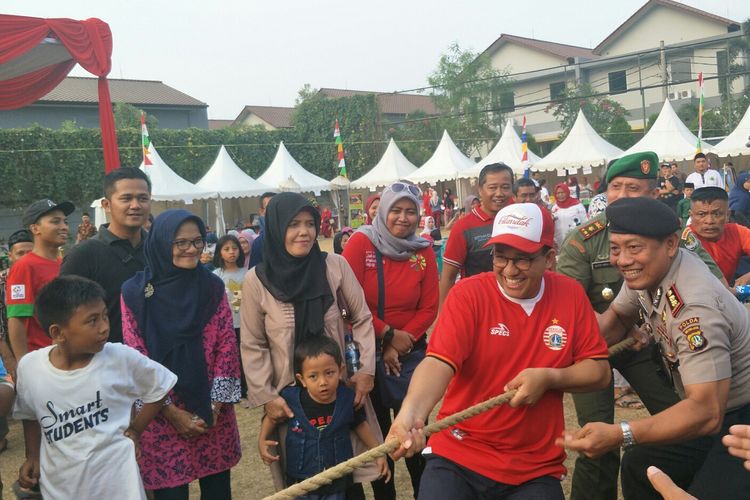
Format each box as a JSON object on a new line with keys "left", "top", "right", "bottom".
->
{"left": 6, "top": 199, "right": 73, "bottom": 359}
{"left": 387, "top": 203, "right": 611, "bottom": 499}
{"left": 685, "top": 186, "right": 750, "bottom": 285}
{"left": 439, "top": 163, "right": 514, "bottom": 307}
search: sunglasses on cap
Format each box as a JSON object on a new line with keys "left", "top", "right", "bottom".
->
{"left": 386, "top": 182, "right": 421, "bottom": 198}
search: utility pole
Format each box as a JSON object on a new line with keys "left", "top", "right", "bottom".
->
{"left": 638, "top": 53, "right": 647, "bottom": 135}
{"left": 660, "top": 40, "right": 668, "bottom": 101}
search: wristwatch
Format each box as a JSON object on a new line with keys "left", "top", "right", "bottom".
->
{"left": 620, "top": 421, "right": 636, "bottom": 449}
{"left": 383, "top": 327, "right": 395, "bottom": 344}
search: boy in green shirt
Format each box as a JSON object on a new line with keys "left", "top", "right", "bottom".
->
{"left": 676, "top": 182, "right": 694, "bottom": 227}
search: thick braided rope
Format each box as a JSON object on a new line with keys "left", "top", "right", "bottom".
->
{"left": 263, "top": 337, "right": 636, "bottom": 500}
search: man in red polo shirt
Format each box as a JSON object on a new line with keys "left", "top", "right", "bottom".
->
{"left": 388, "top": 203, "right": 611, "bottom": 499}
{"left": 439, "top": 163, "right": 514, "bottom": 307}
{"left": 6, "top": 199, "right": 74, "bottom": 359}
{"left": 686, "top": 186, "right": 750, "bottom": 285}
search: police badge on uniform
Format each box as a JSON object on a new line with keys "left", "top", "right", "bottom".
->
{"left": 678, "top": 317, "right": 708, "bottom": 351}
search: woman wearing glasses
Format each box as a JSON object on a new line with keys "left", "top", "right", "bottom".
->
{"left": 343, "top": 181, "right": 439, "bottom": 499}
{"left": 241, "top": 192, "right": 382, "bottom": 497}
{"left": 121, "top": 209, "right": 241, "bottom": 500}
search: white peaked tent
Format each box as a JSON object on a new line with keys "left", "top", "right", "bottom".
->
{"left": 139, "top": 143, "right": 215, "bottom": 203}
{"left": 257, "top": 141, "right": 330, "bottom": 195}
{"left": 622, "top": 99, "right": 713, "bottom": 161}
{"left": 195, "top": 145, "right": 272, "bottom": 235}
{"left": 460, "top": 119, "right": 543, "bottom": 178}
{"left": 534, "top": 110, "right": 623, "bottom": 172}
{"left": 715, "top": 104, "right": 750, "bottom": 157}
{"left": 407, "top": 130, "right": 475, "bottom": 184}
{"left": 351, "top": 138, "right": 418, "bottom": 189}
{"left": 196, "top": 145, "right": 271, "bottom": 197}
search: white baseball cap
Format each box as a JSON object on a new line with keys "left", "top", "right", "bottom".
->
{"left": 484, "top": 203, "right": 554, "bottom": 253}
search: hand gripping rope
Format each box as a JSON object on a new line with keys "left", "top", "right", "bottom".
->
{"left": 264, "top": 337, "right": 636, "bottom": 500}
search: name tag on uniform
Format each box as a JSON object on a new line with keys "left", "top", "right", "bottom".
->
{"left": 592, "top": 260, "right": 612, "bottom": 270}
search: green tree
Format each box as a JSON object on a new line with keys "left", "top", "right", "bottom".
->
{"left": 113, "top": 102, "right": 158, "bottom": 130}
{"left": 427, "top": 42, "right": 511, "bottom": 158}
{"left": 291, "top": 92, "right": 382, "bottom": 180}
{"left": 546, "top": 83, "right": 631, "bottom": 145}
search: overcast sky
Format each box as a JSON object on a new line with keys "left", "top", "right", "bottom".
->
{"left": 3, "top": 0, "right": 749, "bottom": 119}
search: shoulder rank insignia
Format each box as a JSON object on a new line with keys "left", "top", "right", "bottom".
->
{"left": 579, "top": 220, "right": 605, "bottom": 240}
{"left": 681, "top": 227, "right": 699, "bottom": 251}
{"left": 666, "top": 285, "right": 684, "bottom": 317}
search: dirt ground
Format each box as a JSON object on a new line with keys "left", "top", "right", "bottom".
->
{"left": 0, "top": 233, "right": 649, "bottom": 499}
{"left": 0, "top": 397, "right": 647, "bottom": 499}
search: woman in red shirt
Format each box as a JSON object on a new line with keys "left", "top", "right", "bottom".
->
{"left": 343, "top": 181, "right": 438, "bottom": 499}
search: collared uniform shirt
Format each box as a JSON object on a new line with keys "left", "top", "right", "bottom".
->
{"left": 611, "top": 249, "right": 750, "bottom": 411}
{"left": 557, "top": 213, "right": 724, "bottom": 314}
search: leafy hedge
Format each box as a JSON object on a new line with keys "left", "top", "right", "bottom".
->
{"left": 0, "top": 95, "right": 407, "bottom": 208}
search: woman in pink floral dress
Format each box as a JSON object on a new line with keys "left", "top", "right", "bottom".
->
{"left": 122, "top": 209, "right": 241, "bottom": 500}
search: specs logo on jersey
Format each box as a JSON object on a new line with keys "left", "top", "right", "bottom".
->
{"left": 543, "top": 319, "right": 567, "bottom": 351}
{"left": 489, "top": 323, "right": 510, "bottom": 337}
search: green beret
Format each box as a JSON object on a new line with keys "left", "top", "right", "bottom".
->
{"left": 606, "top": 197, "right": 680, "bottom": 237}
{"left": 605, "top": 151, "right": 659, "bottom": 183}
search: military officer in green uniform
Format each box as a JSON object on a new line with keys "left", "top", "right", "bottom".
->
{"left": 559, "top": 197, "right": 750, "bottom": 500}
{"left": 556, "top": 151, "right": 725, "bottom": 500}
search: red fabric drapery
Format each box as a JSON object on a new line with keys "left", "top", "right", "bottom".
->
{"left": 0, "top": 14, "right": 120, "bottom": 172}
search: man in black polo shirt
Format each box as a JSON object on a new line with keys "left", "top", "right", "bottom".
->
{"left": 60, "top": 167, "right": 151, "bottom": 343}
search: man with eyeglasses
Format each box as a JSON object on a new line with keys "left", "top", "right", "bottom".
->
{"left": 440, "top": 163, "right": 515, "bottom": 307}
{"left": 556, "top": 152, "right": 724, "bottom": 500}
{"left": 685, "top": 187, "right": 750, "bottom": 287}
{"left": 387, "top": 203, "right": 610, "bottom": 499}
{"left": 61, "top": 167, "right": 151, "bottom": 344}
{"left": 559, "top": 197, "right": 750, "bottom": 499}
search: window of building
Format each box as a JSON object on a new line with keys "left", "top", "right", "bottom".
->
{"left": 549, "top": 82, "right": 566, "bottom": 101}
{"left": 670, "top": 58, "right": 692, "bottom": 84}
{"left": 717, "top": 50, "right": 729, "bottom": 97}
{"left": 500, "top": 89, "right": 515, "bottom": 112}
{"left": 608, "top": 70, "right": 627, "bottom": 94}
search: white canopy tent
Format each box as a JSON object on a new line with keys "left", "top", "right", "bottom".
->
{"left": 257, "top": 142, "right": 330, "bottom": 195}
{"left": 139, "top": 143, "right": 216, "bottom": 203}
{"left": 351, "top": 138, "right": 418, "bottom": 190}
{"left": 622, "top": 99, "right": 714, "bottom": 161}
{"left": 715, "top": 104, "right": 750, "bottom": 157}
{"left": 195, "top": 145, "right": 273, "bottom": 235}
{"left": 407, "top": 130, "right": 475, "bottom": 185}
{"left": 460, "top": 119, "right": 542, "bottom": 178}
{"left": 534, "top": 110, "right": 623, "bottom": 172}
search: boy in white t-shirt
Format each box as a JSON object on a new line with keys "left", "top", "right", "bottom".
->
{"left": 13, "top": 276, "right": 177, "bottom": 500}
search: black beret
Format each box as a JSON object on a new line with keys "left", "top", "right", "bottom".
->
{"left": 8, "top": 229, "right": 32, "bottom": 249}
{"left": 606, "top": 197, "right": 680, "bottom": 237}
{"left": 690, "top": 186, "right": 728, "bottom": 202}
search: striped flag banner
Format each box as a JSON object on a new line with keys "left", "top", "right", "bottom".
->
{"left": 334, "top": 119, "right": 346, "bottom": 178}
{"left": 696, "top": 72, "right": 704, "bottom": 154}
{"left": 141, "top": 111, "right": 152, "bottom": 166}
{"left": 521, "top": 116, "right": 530, "bottom": 178}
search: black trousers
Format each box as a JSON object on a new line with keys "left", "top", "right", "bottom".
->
{"left": 418, "top": 455, "right": 563, "bottom": 500}
{"left": 570, "top": 345, "right": 680, "bottom": 500}
{"left": 234, "top": 328, "right": 247, "bottom": 398}
{"left": 369, "top": 376, "right": 425, "bottom": 500}
{"left": 621, "top": 402, "right": 750, "bottom": 500}
{"left": 152, "top": 470, "right": 231, "bottom": 500}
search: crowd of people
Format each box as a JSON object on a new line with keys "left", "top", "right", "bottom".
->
{"left": 0, "top": 153, "right": 749, "bottom": 499}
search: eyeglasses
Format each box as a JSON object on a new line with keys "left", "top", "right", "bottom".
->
{"left": 172, "top": 238, "right": 206, "bottom": 251}
{"left": 491, "top": 249, "right": 546, "bottom": 271}
{"left": 387, "top": 182, "right": 421, "bottom": 198}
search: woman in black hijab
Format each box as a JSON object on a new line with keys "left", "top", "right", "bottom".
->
{"left": 240, "top": 192, "right": 381, "bottom": 495}
{"left": 122, "top": 209, "right": 241, "bottom": 499}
